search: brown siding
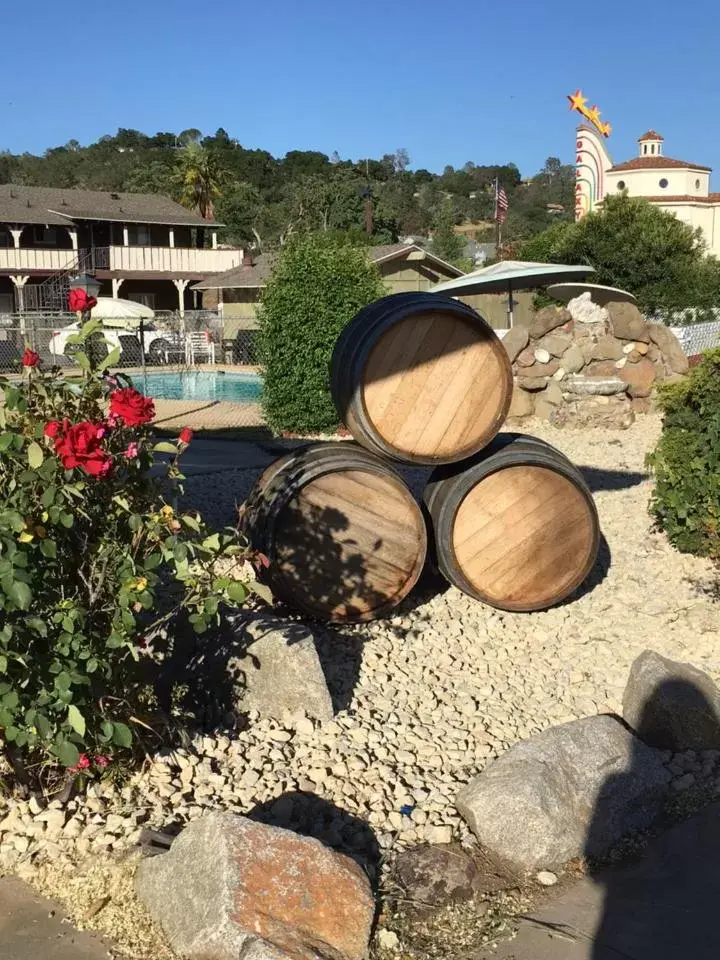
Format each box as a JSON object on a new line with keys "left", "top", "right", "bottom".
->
{"left": 456, "top": 290, "right": 535, "bottom": 330}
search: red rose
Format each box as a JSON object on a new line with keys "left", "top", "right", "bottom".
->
{"left": 109, "top": 388, "right": 155, "bottom": 427}
{"left": 68, "top": 289, "right": 97, "bottom": 312}
{"left": 53, "top": 421, "right": 113, "bottom": 477}
{"left": 22, "top": 348, "right": 39, "bottom": 367}
{"left": 179, "top": 427, "right": 193, "bottom": 445}
{"left": 44, "top": 420, "right": 64, "bottom": 439}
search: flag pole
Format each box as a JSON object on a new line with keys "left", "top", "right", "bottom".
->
{"left": 494, "top": 178, "right": 502, "bottom": 261}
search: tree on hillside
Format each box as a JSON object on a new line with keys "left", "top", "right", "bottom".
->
{"left": 257, "top": 234, "right": 387, "bottom": 433}
{"left": 429, "top": 200, "right": 467, "bottom": 265}
{"left": 519, "top": 193, "right": 720, "bottom": 314}
{"left": 215, "top": 181, "right": 265, "bottom": 246}
{"left": 174, "top": 143, "right": 226, "bottom": 220}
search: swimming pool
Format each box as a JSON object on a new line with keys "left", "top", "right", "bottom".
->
{"left": 142, "top": 371, "right": 262, "bottom": 404}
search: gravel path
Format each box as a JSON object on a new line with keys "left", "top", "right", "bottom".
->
{"left": 1, "top": 414, "right": 718, "bottom": 873}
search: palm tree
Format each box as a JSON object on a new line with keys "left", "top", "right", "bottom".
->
{"left": 174, "top": 143, "right": 225, "bottom": 221}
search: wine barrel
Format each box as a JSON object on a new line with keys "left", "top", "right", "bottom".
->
{"left": 241, "top": 442, "right": 427, "bottom": 622}
{"left": 423, "top": 434, "right": 599, "bottom": 612}
{"left": 331, "top": 292, "right": 512, "bottom": 465}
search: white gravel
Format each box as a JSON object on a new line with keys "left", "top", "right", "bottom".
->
{"left": 1, "top": 413, "right": 719, "bottom": 870}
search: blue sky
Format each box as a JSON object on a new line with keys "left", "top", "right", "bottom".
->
{"left": 1, "top": 0, "right": 718, "bottom": 178}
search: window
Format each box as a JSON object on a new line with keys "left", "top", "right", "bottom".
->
{"left": 651, "top": 144, "right": 655, "bottom": 154}
{"left": 643, "top": 145, "right": 648, "bottom": 155}
{"left": 31, "top": 226, "right": 59, "bottom": 246}
{"left": 659, "top": 178, "right": 669, "bottom": 189}
{"left": 617, "top": 180, "right": 626, "bottom": 190}
{"left": 128, "top": 225, "right": 152, "bottom": 246}
{"left": 696, "top": 179, "right": 701, "bottom": 190}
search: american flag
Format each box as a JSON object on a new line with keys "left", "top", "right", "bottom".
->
{"left": 494, "top": 180, "right": 509, "bottom": 223}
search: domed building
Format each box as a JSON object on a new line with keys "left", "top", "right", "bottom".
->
{"left": 575, "top": 126, "right": 720, "bottom": 255}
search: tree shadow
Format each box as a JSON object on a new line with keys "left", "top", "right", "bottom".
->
{"left": 247, "top": 791, "right": 382, "bottom": 888}
{"left": 586, "top": 679, "right": 720, "bottom": 958}
{"left": 577, "top": 465, "right": 647, "bottom": 493}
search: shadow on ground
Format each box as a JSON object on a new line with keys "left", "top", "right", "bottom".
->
{"left": 577, "top": 466, "right": 647, "bottom": 493}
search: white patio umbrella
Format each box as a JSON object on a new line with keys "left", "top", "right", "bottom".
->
{"left": 546, "top": 282, "right": 637, "bottom": 306}
{"left": 90, "top": 297, "right": 155, "bottom": 327}
{"left": 432, "top": 260, "right": 595, "bottom": 326}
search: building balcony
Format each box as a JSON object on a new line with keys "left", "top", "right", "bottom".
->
{"left": 92, "top": 245, "right": 242, "bottom": 276}
{"left": 0, "top": 245, "right": 242, "bottom": 277}
{"left": 0, "top": 247, "right": 80, "bottom": 273}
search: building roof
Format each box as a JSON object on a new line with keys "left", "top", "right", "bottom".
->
{"left": 642, "top": 193, "right": 720, "bottom": 204}
{"left": 0, "top": 185, "right": 220, "bottom": 227}
{"left": 638, "top": 130, "right": 664, "bottom": 142}
{"left": 609, "top": 156, "right": 712, "bottom": 173}
{"left": 193, "top": 243, "right": 464, "bottom": 290}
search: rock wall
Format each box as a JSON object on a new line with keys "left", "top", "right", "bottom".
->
{"left": 503, "top": 294, "right": 689, "bottom": 429}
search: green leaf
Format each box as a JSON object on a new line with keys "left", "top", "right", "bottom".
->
{"left": 56, "top": 740, "right": 79, "bottom": 768}
{"left": 40, "top": 539, "right": 57, "bottom": 559}
{"left": 41, "top": 485, "right": 57, "bottom": 508}
{"left": 75, "top": 350, "right": 91, "bottom": 372}
{"left": 249, "top": 581, "right": 273, "bottom": 604}
{"left": 227, "top": 581, "right": 248, "bottom": 603}
{"left": 86, "top": 658, "right": 99, "bottom": 674}
{"left": 0, "top": 656, "right": 6, "bottom": 673}
{"left": 54, "top": 671, "right": 71, "bottom": 693}
{"left": 27, "top": 441, "right": 44, "bottom": 469}
{"left": 112, "top": 722, "right": 132, "bottom": 748}
{"left": 36, "top": 714, "right": 52, "bottom": 738}
{"left": 60, "top": 512, "right": 74, "bottom": 529}
{"left": 67, "top": 704, "right": 86, "bottom": 738}
{"left": 8, "top": 580, "right": 31, "bottom": 610}
{"left": 182, "top": 514, "right": 201, "bottom": 532}
{"left": 153, "top": 442, "right": 180, "bottom": 455}
{"left": 100, "top": 721, "right": 114, "bottom": 742}
{"left": 98, "top": 346, "right": 121, "bottom": 371}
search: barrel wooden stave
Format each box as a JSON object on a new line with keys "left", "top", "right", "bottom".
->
{"left": 423, "top": 434, "right": 599, "bottom": 612}
{"left": 242, "top": 442, "right": 427, "bottom": 622}
{"left": 331, "top": 292, "right": 512, "bottom": 465}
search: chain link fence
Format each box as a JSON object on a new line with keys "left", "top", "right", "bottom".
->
{"left": 0, "top": 310, "right": 264, "bottom": 429}
{"left": 0, "top": 311, "right": 259, "bottom": 372}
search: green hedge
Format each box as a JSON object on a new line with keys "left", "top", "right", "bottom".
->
{"left": 647, "top": 349, "right": 720, "bottom": 557}
{"left": 257, "top": 234, "right": 387, "bottom": 434}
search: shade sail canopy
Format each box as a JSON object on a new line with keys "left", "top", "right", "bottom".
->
{"left": 431, "top": 260, "right": 595, "bottom": 297}
{"left": 89, "top": 297, "right": 155, "bottom": 325}
{"left": 546, "top": 282, "right": 637, "bottom": 306}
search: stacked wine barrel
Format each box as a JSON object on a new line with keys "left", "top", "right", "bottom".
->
{"left": 242, "top": 292, "right": 599, "bottom": 622}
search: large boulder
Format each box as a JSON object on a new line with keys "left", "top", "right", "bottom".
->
{"left": 607, "top": 302, "right": 651, "bottom": 342}
{"left": 623, "top": 651, "right": 720, "bottom": 750}
{"left": 591, "top": 336, "right": 625, "bottom": 361}
{"left": 620, "top": 357, "right": 656, "bottom": 398}
{"left": 507, "top": 388, "right": 534, "bottom": 418}
{"left": 392, "top": 844, "right": 506, "bottom": 916}
{"left": 648, "top": 324, "right": 690, "bottom": 375}
{"left": 561, "top": 343, "right": 586, "bottom": 374}
{"left": 228, "top": 614, "right": 333, "bottom": 720}
{"left": 502, "top": 325, "right": 529, "bottom": 363}
{"left": 135, "top": 813, "right": 375, "bottom": 960}
{"left": 529, "top": 307, "right": 571, "bottom": 340}
{"left": 455, "top": 716, "right": 670, "bottom": 874}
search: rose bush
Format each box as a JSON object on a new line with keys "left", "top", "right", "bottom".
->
{"left": 0, "top": 319, "right": 264, "bottom": 788}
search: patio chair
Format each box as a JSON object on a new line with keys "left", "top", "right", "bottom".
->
{"left": 185, "top": 331, "right": 216, "bottom": 365}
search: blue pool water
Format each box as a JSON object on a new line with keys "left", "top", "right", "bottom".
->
{"left": 142, "top": 371, "right": 262, "bottom": 403}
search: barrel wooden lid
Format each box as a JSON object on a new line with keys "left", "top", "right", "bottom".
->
{"left": 360, "top": 311, "right": 510, "bottom": 461}
{"left": 273, "top": 468, "right": 426, "bottom": 621}
{"left": 452, "top": 464, "right": 597, "bottom": 610}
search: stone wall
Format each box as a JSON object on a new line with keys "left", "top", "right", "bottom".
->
{"left": 503, "top": 294, "right": 689, "bottom": 429}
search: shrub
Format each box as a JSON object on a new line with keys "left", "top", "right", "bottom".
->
{"left": 257, "top": 233, "right": 387, "bottom": 434}
{"left": 647, "top": 348, "right": 720, "bottom": 557}
{"left": 0, "top": 322, "right": 260, "bottom": 786}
